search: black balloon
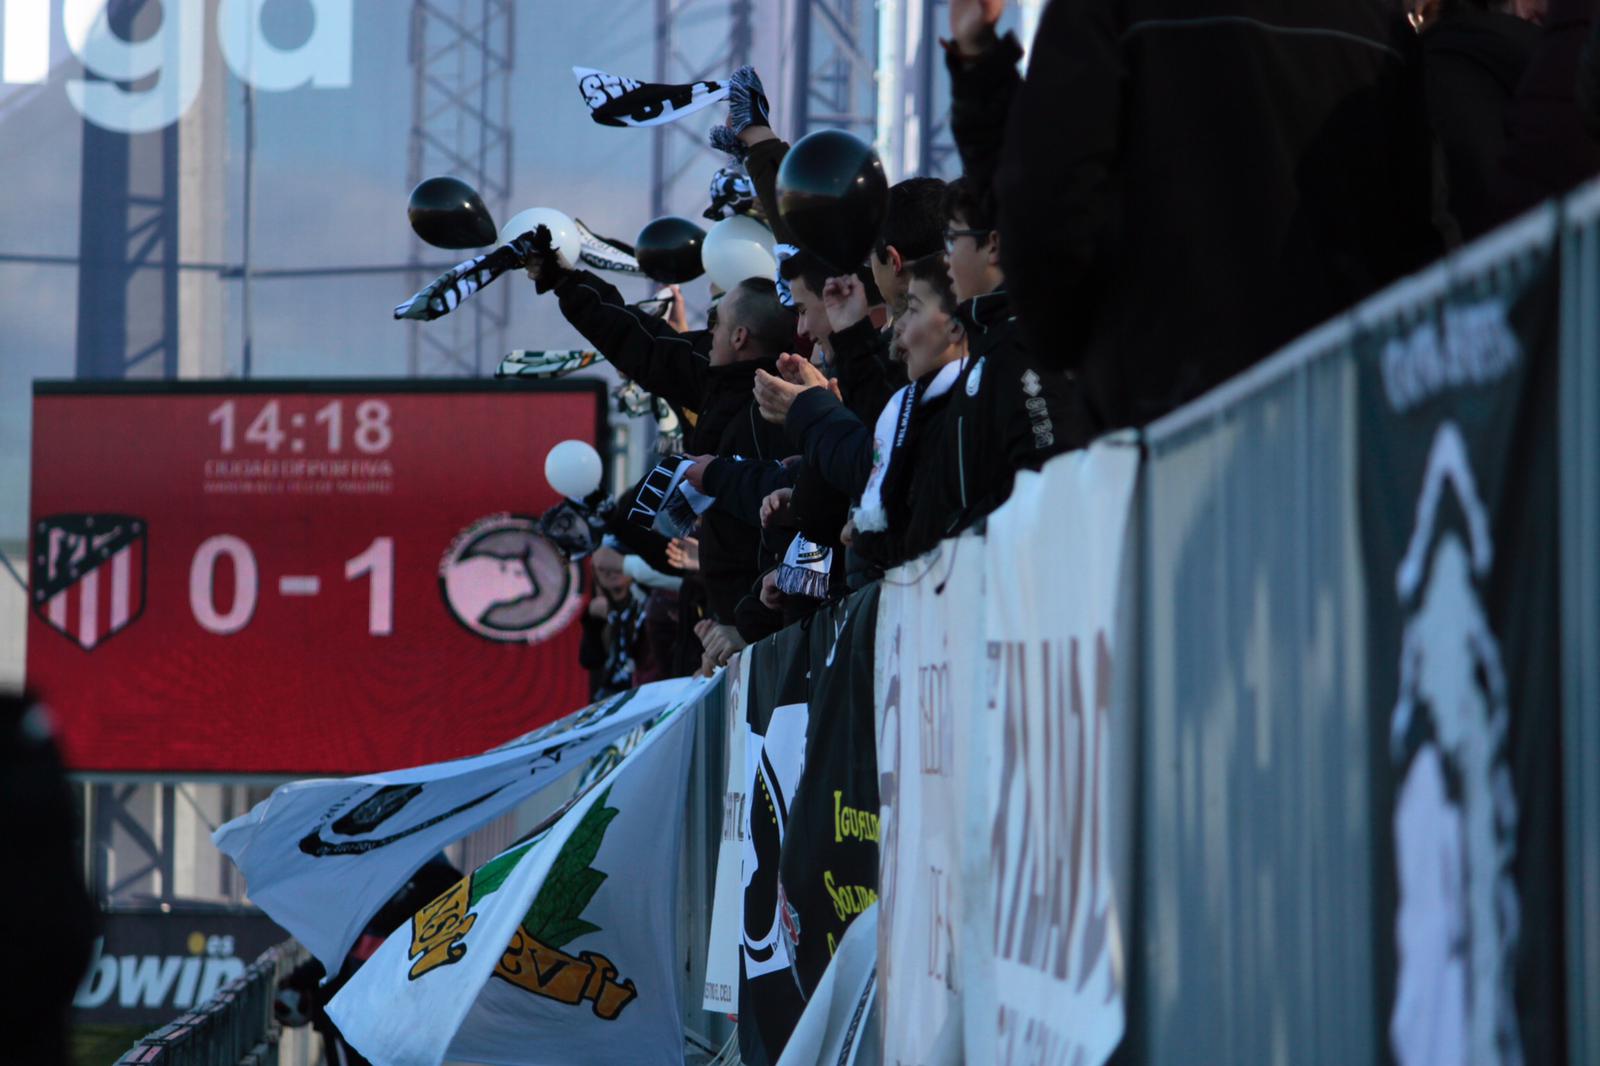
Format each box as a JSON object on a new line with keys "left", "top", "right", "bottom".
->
{"left": 634, "top": 216, "right": 706, "bottom": 284}
{"left": 408, "top": 176, "right": 498, "bottom": 249}
{"left": 776, "top": 129, "right": 888, "bottom": 273}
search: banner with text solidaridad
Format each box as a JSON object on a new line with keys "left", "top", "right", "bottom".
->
{"left": 26, "top": 380, "right": 606, "bottom": 774}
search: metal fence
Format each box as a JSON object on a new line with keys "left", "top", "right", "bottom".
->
{"left": 112, "top": 942, "right": 310, "bottom": 1066}
{"left": 1558, "top": 178, "right": 1600, "bottom": 1066}
{"left": 1129, "top": 186, "right": 1595, "bottom": 1066}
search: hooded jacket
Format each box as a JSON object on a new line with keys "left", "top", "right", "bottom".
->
{"left": 940, "top": 290, "right": 1081, "bottom": 530}
{"left": 998, "top": 0, "right": 1447, "bottom": 431}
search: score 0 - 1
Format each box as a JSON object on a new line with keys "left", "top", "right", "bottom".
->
{"left": 189, "top": 535, "right": 394, "bottom": 637}
{"left": 193, "top": 398, "right": 396, "bottom": 636}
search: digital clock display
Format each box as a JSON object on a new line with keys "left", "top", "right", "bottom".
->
{"left": 26, "top": 380, "right": 608, "bottom": 774}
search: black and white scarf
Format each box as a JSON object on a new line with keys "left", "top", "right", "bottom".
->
{"left": 626, "top": 457, "right": 716, "bottom": 539}
{"left": 776, "top": 535, "right": 832, "bottom": 599}
{"left": 852, "top": 359, "right": 965, "bottom": 533}
{"left": 573, "top": 66, "right": 728, "bottom": 128}
{"left": 704, "top": 165, "right": 757, "bottom": 220}
{"left": 773, "top": 242, "right": 799, "bottom": 308}
{"left": 394, "top": 230, "right": 543, "bottom": 321}
{"left": 493, "top": 349, "right": 604, "bottom": 379}
{"left": 574, "top": 217, "right": 642, "bottom": 274}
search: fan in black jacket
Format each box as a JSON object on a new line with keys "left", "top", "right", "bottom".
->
{"left": 527, "top": 254, "right": 794, "bottom": 623}
{"left": 997, "top": 0, "right": 1449, "bottom": 430}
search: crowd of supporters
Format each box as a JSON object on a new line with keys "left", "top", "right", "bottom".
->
{"left": 540, "top": 0, "right": 1600, "bottom": 691}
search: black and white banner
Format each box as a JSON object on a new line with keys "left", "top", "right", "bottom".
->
{"left": 573, "top": 66, "right": 728, "bottom": 128}
{"left": 1358, "top": 247, "right": 1566, "bottom": 1066}
{"left": 735, "top": 623, "right": 812, "bottom": 1066}
{"left": 778, "top": 586, "right": 881, "bottom": 997}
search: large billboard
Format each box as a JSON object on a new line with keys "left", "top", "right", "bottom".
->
{"left": 27, "top": 379, "right": 606, "bottom": 774}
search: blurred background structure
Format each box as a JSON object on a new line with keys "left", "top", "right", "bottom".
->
{"left": 0, "top": 2, "right": 1046, "bottom": 689}
{"left": 0, "top": 3, "right": 1032, "bottom": 1051}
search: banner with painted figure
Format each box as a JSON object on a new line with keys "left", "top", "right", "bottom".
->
{"left": 326, "top": 693, "right": 701, "bottom": 1066}
{"left": 214, "top": 677, "right": 704, "bottom": 975}
{"left": 730, "top": 623, "right": 812, "bottom": 1066}
{"left": 966, "top": 443, "right": 1139, "bottom": 1066}
{"left": 1358, "top": 242, "right": 1565, "bottom": 1066}
{"left": 875, "top": 538, "right": 985, "bottom": 1065}
{"left": 778, "top": 584, "right": 882, "bottom": 997}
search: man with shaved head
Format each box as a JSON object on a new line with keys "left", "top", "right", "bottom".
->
{"left": 524, "top": 252, "right": 794, "bottom": 638}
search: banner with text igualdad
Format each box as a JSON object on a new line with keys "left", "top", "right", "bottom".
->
{"left": 1358, "top": 239, "right": 1565, "bottom": 1066}
{"left": 326, "top": 691, "right": 702, "bottom": 1066}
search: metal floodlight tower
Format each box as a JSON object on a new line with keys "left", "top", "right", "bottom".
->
{"left": 406, "top": 0, "right": 516, "bottom": 377}
{"left": 875, "top": 0, "right": 958, "bottom": 182}
{"left": 918, "top": 0, "right": 959, "bottom": 179}
{"left": 650, "top": 0, "right": 755, "bottom": 221}
{"left": 792, "top": 0, "right": 879, "bottom": 142}
{"left": 75, "top": 0, "right": 179, "bottom": 380}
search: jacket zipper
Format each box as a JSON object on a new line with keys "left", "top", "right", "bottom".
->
{"left": 950, "top": 414, "right": 968, "bottom": 534}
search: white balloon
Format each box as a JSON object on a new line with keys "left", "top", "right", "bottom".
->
{"left": 702, "top": 215, "right": 777, "bottom": 291}
{"left": 544, "top": 439, "right": 604, "bottom": 500}
{"left": 499, "top": 207, "right": 581, "bottom": 270}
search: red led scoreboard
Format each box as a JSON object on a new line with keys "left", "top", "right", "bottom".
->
{"left": 27, "top": 380, "right": 608, "bottom": 775}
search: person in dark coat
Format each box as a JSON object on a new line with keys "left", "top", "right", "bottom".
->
{"left": 997, "top": 0, "right": 1449, "bottom": 431}
{"left": 1420, "top": 0, "right": 1541, "bottom": 239}
{"left": 525, "top": 248, "right": 793, "bottom": 626}
{"left": 934, "top": 177, "right": 1083, "bottom": 535}
{"left": 1, "top": 692, "right": 96, "bottom": 1066}
{"left": 943, "top": 0, "right": 1025, "bottom": 215}
{"left": 754, "top": 257, "right": 979, "bottom": 568}
{"left": 1498, "top": 0, "right": 1600, "bottom": 214}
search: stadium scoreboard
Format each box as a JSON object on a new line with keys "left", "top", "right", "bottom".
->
{"left": 26, "top": 380, "right": 607, "bottom": 774}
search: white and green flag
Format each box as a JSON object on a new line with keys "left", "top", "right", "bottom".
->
{"left": 327, "top": 694, "right": 700, "bottom": 1066}
{"left": 213, "top": 677, "right": 703, "bottom": 977}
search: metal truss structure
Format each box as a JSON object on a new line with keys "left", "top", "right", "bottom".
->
{"left": 650, "top": 0, "right": 754, "bottom": 221}
{"left": 791, "top": 0, "right": 879, "bottom": 143}
{"left": 406, "top": 0, "right": 516, "bottom": 377}
{"left": 82, "top": 782, "right": 257, "bottom": 907}
{"left": 74, "top": 0, "right": 178, "bottom": 380}
{"left": 914, "top": 0, "right": 959, "bottom": 180}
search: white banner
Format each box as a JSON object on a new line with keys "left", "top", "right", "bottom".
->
{"left": 775, "top": 902, "right": 879, "bottom": 1066}
{"left": 875, "top": 536, "right": 984, "bottom": 1065}
{"left": 964, "top": 442, "right": 1138, "bottom": 1066}
{"left": 703, "top": 651, "right": 750, "bottom": 1012}
{"left": 214, "top": 676, "right": 703, "bottom": 974}
{"left": 327, "top": 696, "right": 701, "bottom": 1066}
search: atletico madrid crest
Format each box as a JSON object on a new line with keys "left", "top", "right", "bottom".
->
{"left": 31, "top": 514, "right": 147, "bottom": 651}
